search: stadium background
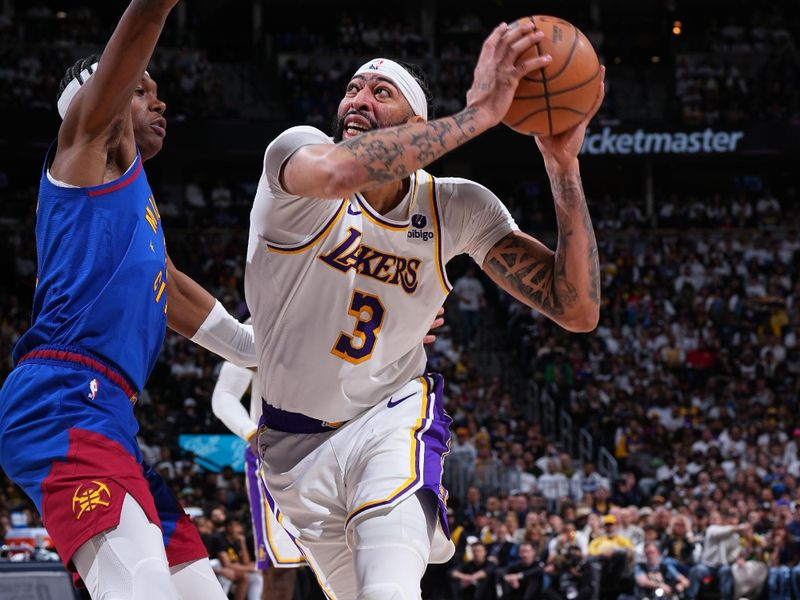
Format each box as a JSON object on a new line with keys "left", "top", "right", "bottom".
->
{"left": 0, "top": 0, "right": 798, "bottom": 598}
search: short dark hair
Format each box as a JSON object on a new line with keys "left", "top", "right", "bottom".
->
{"left": 57, "top": 54, "right": 100, "bottom": 103}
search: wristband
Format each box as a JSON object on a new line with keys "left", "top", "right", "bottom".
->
{"left": 190, "top": 300, "right": 257, "bottom": 367}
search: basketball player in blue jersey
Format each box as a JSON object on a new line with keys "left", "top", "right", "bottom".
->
{"left": 246, "top": 21, "right": 605, "bottom": 600}
{"left": 0, "top": 1, "right": 255, "bottom": 598}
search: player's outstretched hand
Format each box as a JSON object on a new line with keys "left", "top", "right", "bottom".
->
{"left": 423, "top": 307, "right": 446, "bottom": 345}
{"left": 466, "top": 21, "right": 552, "bottom": 128}
{"left": 535, "top": 66, "right": 606, "bottom": 171}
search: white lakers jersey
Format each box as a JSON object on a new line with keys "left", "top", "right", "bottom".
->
{"left": 245, "top": 126, "right": 517, "bottom": 422}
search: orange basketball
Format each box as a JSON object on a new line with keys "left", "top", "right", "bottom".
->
{"left": 502, "top": 15, "right": 601, "bottom": 136}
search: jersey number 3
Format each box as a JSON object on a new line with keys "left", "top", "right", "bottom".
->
{"left": 331, "top": 290, "right": 386, "bottom": 364}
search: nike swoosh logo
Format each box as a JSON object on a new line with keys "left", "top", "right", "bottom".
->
{"left": 387, "top": 393, "right": 415, "bottom": 408}
{"left": 347, "top": 206, "right": 362, "bottom": 216}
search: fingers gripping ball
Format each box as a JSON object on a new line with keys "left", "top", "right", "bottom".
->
{"left": 503, "top": 15, "right": 601, "bottom": 136}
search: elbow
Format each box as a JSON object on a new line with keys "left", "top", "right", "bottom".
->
{"left": 323, "top": 162, "right": 362, "bottom": 198}
{"left": 307, "top": 147, "right": 363, "bottom": 198}
{"left": 560, "top": 305, "right": 600, "bottom": 333}
{"left": 210, "top": 393, "right": 223, "bottom": 420}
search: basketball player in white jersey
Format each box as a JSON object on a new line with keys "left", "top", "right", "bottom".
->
{"left": 245, "top": 21, "right": 603, "bottom": 600}
{"left": 209, "top": 314, "right": 444, "bottom": 599}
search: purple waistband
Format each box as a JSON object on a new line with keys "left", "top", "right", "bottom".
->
{"left": 261, "top": 400, "right": 347, "bottom": 434}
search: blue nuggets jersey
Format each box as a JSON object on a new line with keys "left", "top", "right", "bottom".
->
{"left": 12, "top": 146, "right": 167, "bottom": 392}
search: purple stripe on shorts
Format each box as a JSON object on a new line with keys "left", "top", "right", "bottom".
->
{"left": 245, "top": 446, "right": 271, "bottom": 569}
{"left": 256, "top": 464, "right": 291, "bottom": 544}
{"left": 419, "top": 374, "right": 453, "bottom": 537}
{"left": 344, "top": 380, "right": 430, "bottom": 527}
{"left": 345, "top": 374, "right": 453, "bottom": 537}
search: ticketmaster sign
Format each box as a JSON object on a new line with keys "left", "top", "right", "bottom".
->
{"left": 580, "top": 127, "right": 744, "bottom": 155}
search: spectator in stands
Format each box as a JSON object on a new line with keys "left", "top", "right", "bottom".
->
{"left": 687, "top": 511, "right": 742, "bottom": 600}
{"left": 453, "top": 266, "right": 486, "bottom": 347}
{"left": 451, "top": 426, "right": 478, "bottom": 464}
{"left": 539, "top": 459, "right": 571, "bottom": 510}
{"left": 543, "top": 541, "right": 594, "bottom": 600}
{"left": 487, "top": 523, "right": 519, "bottom": 566}
{"left": 500, "top": 541, "right": 545, "bottom": 599}
{"left": 661, "top": 515, "right": 698, "bottom": 577}
{"left": 588, "top": 514, "right": 634, "bottom": 589}
{"left": 450, "top": 542, "right": 496, "bottom": 600}
{"left": 634, "top": 542, "right": 689, "bottom": 600}
{"left": 462, "top": 485, "right": 486, "bottom": 523}
{"left": 619, "top": 506, "right": 646, "bottom": 548}
{"left": 209, "top": 518, "right": 260, "bottom": 600}
{"left": 570, "top": 461, "right": 608, "bottom": 502}
{"left": 731, "top": 521, "right": 769, "bottom": 600}
{"left": 766, "top": 523, "right": 800, "bottom": 600}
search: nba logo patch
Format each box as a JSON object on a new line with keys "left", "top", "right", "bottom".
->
{"left": 88, "top": 378, "right": 99, "bottom": 400}
{"left": 368, "top": 59, "right": 384, "bottom": 70}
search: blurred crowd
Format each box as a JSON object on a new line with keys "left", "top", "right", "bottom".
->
{"left": 674, "top": 10, "right": 800, "bottom": 126}
{"left": 0, "top": 4, "right": 254, "bottom": 119}
{"left": 0, "top": 41, "right": 239, "bottom": 119}
{"left": 8, "top": 6, "right": 800, "bottom": 129}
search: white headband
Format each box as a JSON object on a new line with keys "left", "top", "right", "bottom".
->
{"left": 353, "top": 58, "right": 427, "bottom": 120}
{"left": 57, "top": 64, "right": 151, "bottom": 119}
{"left": 57, "top": 62, "right": 99, "bottom": 119}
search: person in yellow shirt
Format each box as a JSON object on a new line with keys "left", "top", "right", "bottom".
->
{"left": 588, "top": 514, "right": 634, "bottom": 591}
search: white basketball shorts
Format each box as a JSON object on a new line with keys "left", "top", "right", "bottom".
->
{"left": 256, "top": 374, "right": 454, "bottom": 593}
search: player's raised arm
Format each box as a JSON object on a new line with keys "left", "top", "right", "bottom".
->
{"left": 58, "top": 0, "right": 178, "bottom": 144}
{"left": 482, "top": 69, "right": 605, "bottom": 333}
{"left": 280, "top": 22, "right": 551, "bottom": 200}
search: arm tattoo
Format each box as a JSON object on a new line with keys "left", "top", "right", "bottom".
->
{"left": 550, "top": 170, "right": 601, "bottom": 306}
{"left": 485, "top": 170, "right": 600, "bottom": 319}
{"left": 340, "top": 107, "right": 480, "bottom": 187}
{"left": 485, "top": 236, "right": 576, "bottom": 319}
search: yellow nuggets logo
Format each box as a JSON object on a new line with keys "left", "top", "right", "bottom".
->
{"left": 72, "top": 481, "right": 112, "bottom": 520}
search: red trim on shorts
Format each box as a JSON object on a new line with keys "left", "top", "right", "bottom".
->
{"left": 18, "top": 348, "right": 137, "bottom": 401}
{"left": 164, "top": 512, "right": 209, "bottom": 567}
{"left": 86, "top": 157, "right": 142, "bottom": 197}
{"left": 41, "top": 428, "right": 160, "bottom": 575}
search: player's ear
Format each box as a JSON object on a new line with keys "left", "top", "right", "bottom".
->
{"left": 406, "top": 114, "right": 426, "bottom": 125}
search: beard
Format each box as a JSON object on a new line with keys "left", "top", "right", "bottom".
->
{"left": 331, "top": 109, "right": 380, "bottom": 143}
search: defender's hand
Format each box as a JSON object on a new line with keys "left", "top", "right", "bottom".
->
{"left": 535, "top": 66, "right": 606, "bottom": 171}
{"left": 423, "top": 307, "right": 445, "bottom": 345}
{"left": 466, "top": 21, "right": 551, "bottom": 128}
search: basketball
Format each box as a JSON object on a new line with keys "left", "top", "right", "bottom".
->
{"left": 503, "top": 15, "right": 602, "bottom": 136}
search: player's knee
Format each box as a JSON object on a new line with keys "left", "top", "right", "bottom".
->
{"left": 357, "top": 583, "right": 409, "bottom": 600}
{"left": 353, "top": 523, "right": 429, "bottom": 567}
{"left": 130, "top": 557, "right": 174, "bottom": 600}
{"left": 351, "top": 495, "right": 433, "bottom": 565}
{"left": 85, "top": 555, "right": 172, "bottom": 600}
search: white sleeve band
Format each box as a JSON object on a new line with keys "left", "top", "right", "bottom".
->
{"left": 190, "top": 300, "right": 257, "bottom": 368}
{"left": 211, "top": 361, "right": 258, "bottom": 441}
